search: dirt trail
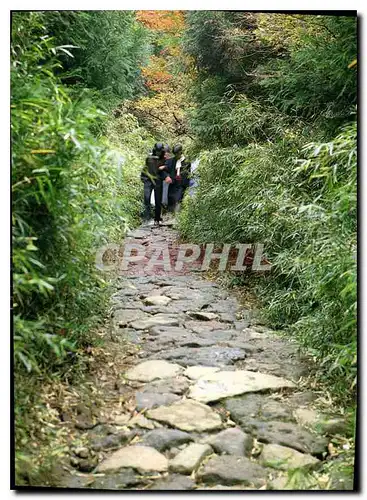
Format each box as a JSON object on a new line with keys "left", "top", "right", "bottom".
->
{"left": 56, "top": 223, "right": 351, "bottom": 491}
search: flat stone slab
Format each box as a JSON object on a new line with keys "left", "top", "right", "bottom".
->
{"left": 157, "top": 346, "right": 247, "bottom": 367}
{"left": 113, "top": 299, "right": 145, "bottom": 311}
{"left": 245, "top": 420, "right": 328, "bottom": 455}
{"left": 169, "top": 443, "right": 213, "bottom": 474}
{"left": 293, "top": 409, "right": 347, "bottom": 436}
{"left": 224, "top": 340, "right": 264, "bottom": 353}
{"left": 286, "top": 391, "right": 318, "bottom": 407}
{"left": 207, "top": 299, "right": 239, "bottom": 313}
{"left": 184, "top": 366, "right": 220, "bottom": 380}
{"left": 90, "top": 430, "right": 140, "bottom": 452}
{"left": 141, "top": 377, "right": 190, "bottom": 395}
{"left": 127, "top": 229, "right": 151, "bottom": 239}
{"left": 320, "top": 418, "right": 348, "bottom": 436}
{"left": 197, "top": 329, "right": 237, "bottom": 341}
{"left": 189, "top": 280, "right": 220, "bottom": 289}
{"left": 130, "top": 314, "right": 179, "bottom": 330}
{"left": 155, "top": 300, "right": 212, "bottom": 313}
{"left": 188, "top": 370, "right": 296, "bottom": 403}
{"left": 135, "top": 391, "right": 181, "bottom": 411}
{"left": 113, "top": 309, "right": 147, "bottom": 327}
{"left": 149, "top": 326, "right": 188, "bottom": 337}
{"left": 207, "top": 428, "right": 253, "bottom": 456}
{"left": 146, "top": 328, "right": 215, "bottom": 348}
{"left": 97, "top": 445, "right": 168, "bottom": 473}
{"left": 234, "top": 320, "right": 251, "bottom": 330}
{"left": 241, "top": 328, "right": 270, "bottom": 340}
{"left": 260, "top": 443, "right": 320, "bottom": 470}
{"left": 260, "top": 400, "right": 295, "bottom": 421}
{"left": 86, "top": 468, "right": 143, "bottom": 489}
{"left": 144, "top": 295, "right": 172, "bottom": 306}
{"left": 188, "top": 311, "right": 219, "bottom": 321}
{"left": 138, "top": 429, "right": 194, "bottom": 451}
{"left": 127, "top": 414, "right": 155, "bottom": 430}
{"left": 147, "top": 400, "right": 223, "bottom": 432}
{"left": 222, "top": 396, "right": 326, "bottom": 456}
{"left": 117, "top": 329, "right": 143, "bottom": 344}
{"left": 241, "top": 357, "right": 306, "bottom": 382}
{"left": 219, "top": 313, "right": 236, "bottom": 323}
{"left": 162, "top": 287, "right": 211, "bottom": 300}
{"left": 224, "top": 394, "right": 295, "bottom": 425}
{"left": 184, "top": 321, "right": 228, "bottom": 334}
{"left": 178, "top": 337, "right": 218, "bottom": 348}
{"left": 196, "top": 455, "right": 268, "bottom": 487}
{"left": 124, "top": 360, "right": 183, "bottom": 382}
{"left": 149, "top": 474, "right": 195, "bottom": 490}
{"left": 158, "top": 221, "right": 175, "bottom": 227}
{"left": 113, "top": 414, "right": 131, "bottom": 425}
{"left": 294, "top": 408, "right": 319, "bottom": 427}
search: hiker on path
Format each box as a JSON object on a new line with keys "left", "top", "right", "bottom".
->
{"left": 161, "top": 145, "right": 171, "bottom": 212}
{"left": 141, "top": 143, "right": 167, "bottom": 224}
{"left": 163, "top": 144, "right": 191, "bottom": 213}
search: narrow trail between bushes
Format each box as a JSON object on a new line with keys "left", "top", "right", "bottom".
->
{"left": 58, "top": 223, "right": 350, "bottom": 491}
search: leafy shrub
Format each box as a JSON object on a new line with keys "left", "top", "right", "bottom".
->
{"left": 12, "top": 12, "right": 150, "bottom": 374}
{"left": 12, "top": 12, "right": 158, "bottom": 486}
{"left": 186, "top": 76, "right": 230, "bottom": 149}
{"left": 183, "top": 11, "right": 271, "bottom": 81}
{"left": 184, "top": 13, "right": 357, "bottom": 141}
{"left": 42, "top": 11, "right": 151, "bottom": 107}
{"left": 180, "top": 12, "right": 357, "bottom": 400}
{"left": 257, "top": 15, "right": 357, "bottom": 131}
{"left": 190, "top": 88, "right": 302, "bottom": 148}
{"left": 179, "top": 122, "right": 357, "bottom": 397}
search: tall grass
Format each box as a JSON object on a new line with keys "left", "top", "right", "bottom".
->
{"left": 12, "top": 12, "right": 153, "bottom": 374}
{"left": 180, "top": 120, "right": 357, "bottom": 398}
{"left": 180, "top": 12, "right": 357, "bottom": 400}
{"left": 12, "top": 11, "right": 156, "bottom": 484}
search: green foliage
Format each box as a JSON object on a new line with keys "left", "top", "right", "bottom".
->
{"left": 258, "top": 16, "right": 357, "bottom": 129}
{"left": 180, "top": 121, "right": 357, "bottom": 398}
{"left": 183, "top": 11, "right": 233, "bottom": 74}
{"left": 41, "top": 11, "right": 151, "bottom": 108}
{"left": 184, "top": 13, "right": 357, "bottom": 142}
{"left": 180, "top": 13, "right": 357, "bottom": 400}
{"left": 183, "top": 11, "right": 271, "bottom": 81}
{"left": 186, "top": 76, "right": 230, "bottom": 149}
{"left": 12, "top": 12, "right": 156, "bottom": 484}
{"left": 188, "top": 81, "right": 304, "bottom": 149}
{"left": 12, "top": 12, "right": 150, "bottom": 374}
{"left": 12, "top": 10, "right": 357, "bottom": 486}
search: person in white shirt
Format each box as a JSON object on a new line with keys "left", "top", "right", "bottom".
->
{"left": 160, "top": 144, "right": 171, "bottom": 210}
{"left": 162, "top": 144, "right": 191, "bottom": 213}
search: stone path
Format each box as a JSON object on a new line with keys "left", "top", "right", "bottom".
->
{"left": 64, "top": 224, "right": 348, "bottom": 490}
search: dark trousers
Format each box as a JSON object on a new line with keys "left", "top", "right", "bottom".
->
{"left": 167, "top": 182, "right": 187, "bottom": 212}
{"left": 143, "top": 178, "right": 162, "bottom": 222}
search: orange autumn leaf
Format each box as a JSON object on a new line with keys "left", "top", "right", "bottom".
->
{"left": 136, "top": 10, "right": 185, "bottom": 32}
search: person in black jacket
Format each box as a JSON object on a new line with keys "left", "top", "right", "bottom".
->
{"left": 141, "top": 143, "right": 167, "bottom": 224}
{"left": 162, "top": 144, "right": 191, "bottom": 213}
